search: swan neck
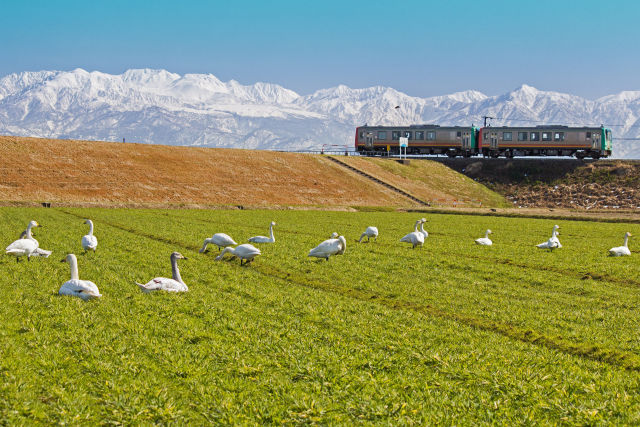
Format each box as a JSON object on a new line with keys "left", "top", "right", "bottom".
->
{"left": 414, "top": 221, "right": 420, "bottom": 232}
{"left": 624, "top": 235, "right": 629, "bottom": 248}
{"left": 26, "top": 223, "right": 34, "bottom": 238}
{"left": 485, "top": 230, "right": 490, "bottom": 238}
{"left": 269, "top": 224, "right": 274, "bottom": 241}
{"left": 69, "top": 256, "right": 79, "bottom": 280}
{"left": 171, "top": 256, "right": 183, "bottom": 284}
{"left": 87, "top": 221, "right": 94, "bottom": 236}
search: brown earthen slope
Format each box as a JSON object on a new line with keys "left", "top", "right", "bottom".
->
{"left": 0, "top": 136, "right": 415, "bottom": 207}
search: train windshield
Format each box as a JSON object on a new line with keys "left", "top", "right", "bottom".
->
{"left": 606, "top": 129, "right": 612, "bottom": 141}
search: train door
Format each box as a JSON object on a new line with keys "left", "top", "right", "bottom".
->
{"left": 592, "top": 132, "right": 600, "bottom": 150}
{"left": 490, "top": 132, "right": 498, "bottom": 149}
{"left": 462, "top": 130, "right": 471, "bottom": 155}
{"left": 365, "top": 132, "right": 374, "bottom": 149}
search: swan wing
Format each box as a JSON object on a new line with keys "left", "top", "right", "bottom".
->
{"left": 59, "top": 279, "right": 101, "bottom": 300}
{"left": 213, "top": 233, "right": 237, "bottom": 247}
{"left": 309, "top": 239, "right": 340, "bottom": 257}
{"left": 248, "top": 236, "right": 270, "bottom": 243}
{"left": 235, "top": 244, "right": 262, "bottom": 258}
{"left": 609, "top": 246, "right": 630, "bottom": 256}
{"left": 32, "top": 248, "right": 52, "bottom": 257}
{"left": 6, "top": 239, "right": 37, "bottom": 254}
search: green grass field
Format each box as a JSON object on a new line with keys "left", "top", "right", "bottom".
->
{"left": 1, "top": 207, "right": 640, "bottom": 424}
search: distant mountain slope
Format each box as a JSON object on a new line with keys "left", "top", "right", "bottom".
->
{"left": 0, "top": 69, "right": 638, "bottom": 157}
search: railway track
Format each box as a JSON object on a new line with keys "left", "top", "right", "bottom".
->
{"left": 326, "top": 156, "right": 430, "bottom": 206}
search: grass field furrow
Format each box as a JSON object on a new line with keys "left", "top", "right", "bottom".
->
{"left": 3, "top": 207, "right": 640, "bottom": 423}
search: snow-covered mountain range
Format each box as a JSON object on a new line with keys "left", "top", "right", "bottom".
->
{"left": 1, "top": 68, "right": 639, "bottom": 157}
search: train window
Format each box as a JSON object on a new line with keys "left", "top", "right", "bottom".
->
{"left": 518, "top": 132, "right": 527, "bottom": 141}
{"left": 359, "top": 131, "right": 364, "bottom": 138}
{"left": 392, "top": 131, "right": 401, "bottom": 140}
{"left": 606, "top": 130, "right": 612, "bottom": 140}
{"left": 503, "top": 132, "right": 512, "bottom": 141}
{"left": 586, "top": 132, "right": 591, "bottom": 139}
{"left": 415, "top": 131, "right": 424, "bottom": 140}
{"left": 427, "top": 131, "right": 436, "bottom": 140}
{"left": 542, "top": 132, "right": 551, "bottom": 141}
{"left": 530, "top": 132, "right": 539, "bottom": 141}
{"left": 456, "top": 131, "right": 462, "bottom": 138}
{"left": 377, "top": 131, "right": 387, "bottom": 140}
{"left": 554, "top": 132, "right": 564, "bottom": 141}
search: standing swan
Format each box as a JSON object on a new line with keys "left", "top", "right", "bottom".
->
{"left": 81, "top": 219, "right": 98, "bottom": 252}
{"left": 358, "top": 226, "right": 379, "bottom": 243}
{"left": 475, "top": 229, "right": 493, "bottom": 246}
{"left": 400, "top": 219, "right": 425, "bottom": 249}
{"left": 549, "top": 225, "right": 562, "bottom": 248}
{"left": 215, "top": 244, "right": 261, "bottom": 265}
{"left": 6, "top": 220, "right": 40, "bottom": 261}
{"left": 308, "top": 235, "right": 347, "bottom": 261}
{"left": 200, "top": 233, "right": 237, "bottom": 253}
{"left": 419, "top": 218, "right": 428, "bottom": 239}
{"left": 59, "top": 254, "right": 102, "bottom": 300}
{"left": 249, "top": 221, "right": 276, "bottom": 243}
{"left": 136, "top": 252, "right": 188, "bottom": 292}
{"left": 609, "top": 232, "right": 632, "bottom": 256}
{"left": 18, "top": 222, "right": 52, "bottom": 257}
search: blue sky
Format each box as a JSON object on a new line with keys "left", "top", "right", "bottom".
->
{"left": 1, "top": 0, "right": 638, "bottom": 98}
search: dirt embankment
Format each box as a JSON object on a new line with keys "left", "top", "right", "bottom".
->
{"left": 0, "top": 136, "right": 506, "bottom": 209}
{"left": 438, "top": 159, "right": 640, "bottom": 210}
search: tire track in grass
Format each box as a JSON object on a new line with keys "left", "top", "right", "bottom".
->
{"left": 59, "top": 210, "right": 640, "bottom": 372}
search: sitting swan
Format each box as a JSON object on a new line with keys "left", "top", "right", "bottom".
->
{"left": 358, "top": 226, "right": 378, "bottom": 243}
{"left": 59, "top": 254, "right": 102, "bottom": 300}
{"left": 419, "top": 218, "right": 428, "bottom": 239}
{"left": 309, "top": 235, "right": 347, "bottom": 261}
{"left": 215, "top": 244, "right": 261, "bottom": 265}
{"left": 475, "top": 229, "right": 493, "bottom": 246}
{"left": 6, "top": 220, "right": 40, "bottom": 261}
{"left": 18, "top": 223, "right": 52, "bottom": 258}
{"left": 536, "top": 231, "right": 560, "bottom": 251}
{"left": 200, "top": 233, "right": 237, "bottom": 253}
{"left": 136, "top": 252, "right": 188, "bottom": 292}
{"left": 400, "top": 219, "right": 425, "bottom": 249}
{"left": 81, "top": 219, "right": 98, "bottom": 252}
{"left": 609, "top": 232, "right": 632, "bottom": 257}
{"left": 249, "top": 221, "right": 276, "bottom": 243}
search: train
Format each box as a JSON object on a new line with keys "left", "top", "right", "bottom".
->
{"left": 355, "top": 124, "right": 612, "bottom": 159}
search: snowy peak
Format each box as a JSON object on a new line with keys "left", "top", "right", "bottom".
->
{"left": 0, "top": 68, "right": 639, "bottom": 158}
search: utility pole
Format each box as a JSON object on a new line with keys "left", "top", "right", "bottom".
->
{"left": 482, "top": 116, "right": 494, "bottom": 127}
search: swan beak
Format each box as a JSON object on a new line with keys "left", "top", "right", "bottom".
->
{"left": 60, "top": 258, "right": 66, "bottom": 263}
{"left": 182, "top": 256, "right": 188, "bottom": 260}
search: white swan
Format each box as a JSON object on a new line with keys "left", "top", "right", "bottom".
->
{"left": 137, "top": 252, "right": 188, "bottom": 292}
{"left": 215, "top": 244, "right": 261, "bottom": 265}
{"left": 609, "top": 232, "right": 632, "bottom": 257}
{"left": 81, "top": 219, "right": 98, "bottom": 252}
{"left": 249, "top": 221, "right": 276, "bottom": 243}
{"left": 400, "top": 219, "right": 425, "bottom": 248}
{"left": 59, "top": 254, "right": 102, "bottom": 300}
{"left": 308, "top": 235, "right": 347, "bottom": 261}
{"left": 549, "top": 225, "right": 562, "bottom": 248}
{"left": 6, "top": 220, "right": 40, "bottom": 261}
{"left": 475, "top": 229, "right": 493, "bottom": 246}
{"left": 18, "top": 223, "right": 52, "bottom": 258}
{"left": 419, "top": 218, "right": 428, "bottom": 239}
{"left": 358, "top": 226, "right": 378, "bottom": 243}
{"left": 200, "top": 233, "right": 237, "bottom": 253}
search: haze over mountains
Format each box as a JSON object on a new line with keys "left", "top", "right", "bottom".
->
{"left": 0, "top": 68, "right": 638, "bottom": 158}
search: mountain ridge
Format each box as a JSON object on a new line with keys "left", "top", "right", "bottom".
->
{"left": 0, "top": 68, "right": 638, "bottom": 157}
